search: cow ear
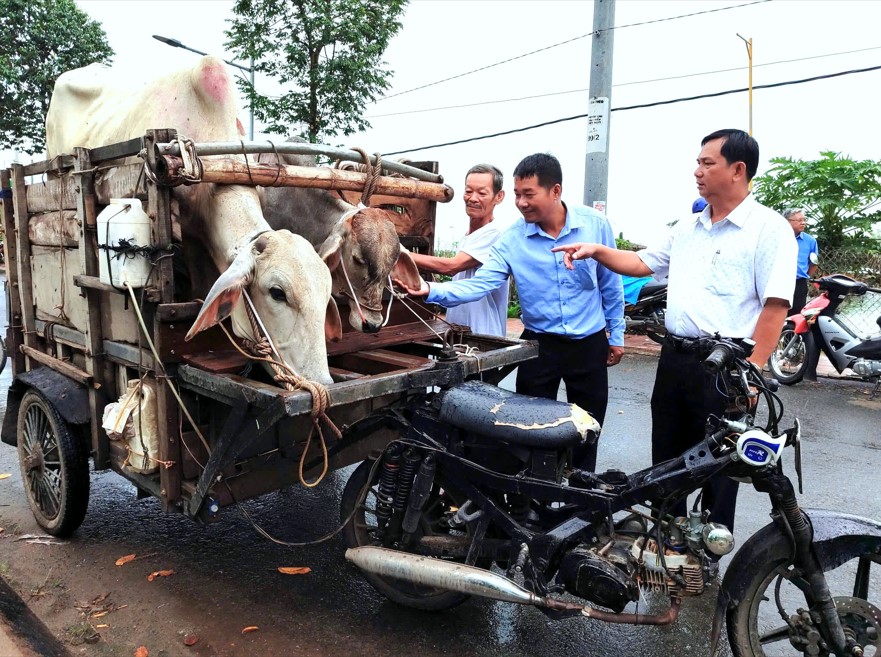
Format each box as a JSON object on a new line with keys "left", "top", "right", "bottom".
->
{"left": 393, "top": 246, "right": 422, "bottom": 289}
{"left": 319, "top": 213, "right": 354, "bottom": 272}
{"left": 325, "top": 297, "right": 343, "bottom": 343}
{"left": 319, "top": 232, "right": 343, "bottom": 272}
{"left": 185, "top": 248, "right": 254, "bottom": 340}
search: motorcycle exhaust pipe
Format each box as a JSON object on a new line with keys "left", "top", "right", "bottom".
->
{"left": 346, "top": 546, "right": 544, "bottom": 605}
{"left": 346, "top": 546, "right": 682, "bottom": 624}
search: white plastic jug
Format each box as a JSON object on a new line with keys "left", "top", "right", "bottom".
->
{"left": 96, "top": 198, "right": 153, "bottom": 288}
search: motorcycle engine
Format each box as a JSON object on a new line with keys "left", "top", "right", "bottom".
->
{"left": 558, "top": 544, "right": 639, "bottom": 612}
{"left": 631, "top": 537, "right": 705, "bottom": 596}
{"left": 852, "top": 359, "right": 881, "bottom": 377}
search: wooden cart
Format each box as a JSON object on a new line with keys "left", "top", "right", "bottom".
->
{"left": 0, "top": 131, "right": 536, "bottom": 536}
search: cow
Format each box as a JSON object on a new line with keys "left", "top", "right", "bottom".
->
{"left": 46, "top": 56, "right": 341, "bottom": 384}
{"left": 257, "top": 146, "right": 421, "bottom": 333}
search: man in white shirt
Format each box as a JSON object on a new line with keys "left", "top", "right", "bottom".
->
{"left": 409, "top": 164, "right": 509, "bottom": 336}
{"left": 553, "top": 129, "right": 796, "bottom": 534}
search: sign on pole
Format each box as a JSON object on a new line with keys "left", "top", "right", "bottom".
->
{"left": 585, "top": 96, "right": 610, "bottom": 154}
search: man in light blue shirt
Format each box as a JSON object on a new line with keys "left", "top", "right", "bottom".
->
{"left": 398, "top": 153, "right": 624, "bottom": 471}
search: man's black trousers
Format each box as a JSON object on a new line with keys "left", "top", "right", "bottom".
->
{"left": 516, "top": 328, "right": 609, "bottom": 471}
{"left": 651, "top": 339, "right": 740, "bottom": 530}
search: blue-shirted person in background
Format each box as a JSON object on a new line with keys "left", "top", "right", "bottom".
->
{"left": 395, "top": 153, "right": 624, "bottom": 471}
{"left": 784, "top": 208, "right": 819, "bottom": 313}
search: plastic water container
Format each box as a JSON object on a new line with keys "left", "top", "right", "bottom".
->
{"left": 96, "top": 198, "right": 153, "bottom": 287}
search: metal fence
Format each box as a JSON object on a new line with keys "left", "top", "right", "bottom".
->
{"left": 815, "top": 248, "right": 881, "bottom": 337}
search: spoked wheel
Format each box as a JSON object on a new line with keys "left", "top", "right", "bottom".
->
{"left": 768, "top": 327, "right": 807, "bottom": 385}
{"left": 341, "top": 457, "right": 476, "bottom": 610}
{"left": 728, "top": 551, "right": 881, "bottom": 656}
{"left": 16, "top": 390, "right": 90, "bottom": 536}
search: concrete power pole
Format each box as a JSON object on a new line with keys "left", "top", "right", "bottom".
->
{"left": 583, "top": 0, "right": 616, "bottom": 213}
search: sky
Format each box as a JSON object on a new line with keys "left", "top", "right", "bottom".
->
{"left": 14, "top": 0, "right": 881, "bottom": 248}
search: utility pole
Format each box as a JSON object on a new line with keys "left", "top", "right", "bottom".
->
{"left": 583, "top": 0, "right": 616, "bottom": 213}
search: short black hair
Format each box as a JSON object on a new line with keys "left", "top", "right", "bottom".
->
{"left": 513, "top": 153, "right": 562, "bottom": 189}
{"left": 701, "top": 129, "right": 759, "bottom": 181}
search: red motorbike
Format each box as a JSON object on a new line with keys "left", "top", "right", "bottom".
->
{"left": 768, "top": 274, "right": 881, "bottom": 397}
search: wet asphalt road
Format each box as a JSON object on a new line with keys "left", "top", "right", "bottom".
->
{"left": 0, "top": 275, "right": 880, "bottom": 656}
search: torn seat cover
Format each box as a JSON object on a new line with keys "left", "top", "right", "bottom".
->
{"left": 438, "top": 380, "right": 600, "bottom": 448}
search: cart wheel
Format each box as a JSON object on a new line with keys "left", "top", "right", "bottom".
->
{"left": 16, "top": 390, "right": 90, "bottom": 536}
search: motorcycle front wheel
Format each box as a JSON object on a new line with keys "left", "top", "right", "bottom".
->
{"left": 341, "top": 458, "right": 476, "bottom": 611}
{"left": 767, "top": 327, "right": 807, "bottom": 385}
{"left": 728, "top": 549, "right": 881, "bottom": 656}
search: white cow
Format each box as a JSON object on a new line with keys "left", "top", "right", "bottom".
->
{"left": 46, "top": 56, "right": 341, "bottom": 384}
{"left": 258, "top": 146, "right": 421, "bottom": 333}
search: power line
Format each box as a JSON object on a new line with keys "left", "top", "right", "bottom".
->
{"left": 375, "top": 0, "right": 769, "bottom": 102}
{"left": 368, "top": 44, "right": 881, "bottom": 119}
{"left": 382, "top": 63, "right": 881, "bottom": 156}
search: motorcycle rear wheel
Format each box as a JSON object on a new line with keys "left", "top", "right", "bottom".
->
{"left": 341, "top": 458, "right": 474, "bottom": 611}
{"left": 767, "top": 327, "right": 807, "bottom": 385}
{"left": 728, "top": 550, "right": 881, "bottom": 656}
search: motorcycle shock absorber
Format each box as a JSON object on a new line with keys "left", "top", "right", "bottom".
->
{"left": 402, "top": 454, "right": 436, "bottom": 544}
{"left": 394, "top": 448, "right": 423, "bottom": 513}
{"left": 375, "top": 445, "right": 403, "bottom": 537}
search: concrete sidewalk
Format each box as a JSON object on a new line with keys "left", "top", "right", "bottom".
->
{"left": 504, "top": 318, "right": 843, "bottom": 378}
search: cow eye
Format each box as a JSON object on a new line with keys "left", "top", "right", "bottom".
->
{"left": 269, "top": 286, "right": 287, "bottom": 302}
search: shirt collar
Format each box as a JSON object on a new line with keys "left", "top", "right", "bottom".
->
{"left": 698, "top": 193, "right": 756, "bottom": 229}
{"left": 524, "top": 202, "right": 579, "bottom": 238}
{"left": 796, "top": 231, "right": 806, "bottom": 240}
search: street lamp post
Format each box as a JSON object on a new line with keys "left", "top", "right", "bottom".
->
{"left": 152, "top": 34, "right": 255, "bottom": 140}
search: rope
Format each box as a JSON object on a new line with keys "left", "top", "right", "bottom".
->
{"left": 234, "top": 290, "right": 340, "bottom": 488}
{"left": 350, "top": 147, "right": 383, "bottom": 206}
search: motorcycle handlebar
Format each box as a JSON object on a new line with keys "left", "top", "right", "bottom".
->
{"left": 703, "top": 343, "right": 733, "bottom": 374}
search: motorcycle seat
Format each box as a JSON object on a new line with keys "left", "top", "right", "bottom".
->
{"left": 638, "top": 282, "right": 667, "bottom": 298}
{"left": 438, "top": 380, "right": 599, "bottom": 449}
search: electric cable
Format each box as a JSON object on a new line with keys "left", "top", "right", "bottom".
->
{"left": 368, "top": 44, "right": 881, "bottom": 119}
{"left": 382, "top": 63, "right": 881, "bottom": 156}
{"left": 376, "top": 0, "right": 769, "bottom": 102}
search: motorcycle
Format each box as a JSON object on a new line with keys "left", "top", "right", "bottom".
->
{"left": 623, "top": 275, "right": 667, "bottom": 344}
{"left": 768, "top": 274, "right": 881, "bottom": 398}
{"left": 340, "top": 337, "right": 881, "bottom": 656}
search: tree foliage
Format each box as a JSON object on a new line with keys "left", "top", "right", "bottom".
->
{"left": 753, "top": 151, "right": 881, "bottom": 250}
{"left": 226, "top": 0, "right": 406, "bottom": 144}
{"left": 0, "top": 0, "right": 113, "bottom": 155}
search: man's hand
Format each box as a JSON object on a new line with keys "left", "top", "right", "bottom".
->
{"left": 550, "top": 242, "right": 599, "bottom": 270}
{"left": 607, "top": 345, "right": 624, "bottom": 367}
{"left": 392, "top": 275, "right": 429, "bottom": 297}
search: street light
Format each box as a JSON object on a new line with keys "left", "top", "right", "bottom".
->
{"left": 152, "top": 34, "right": 255, "bottom": 140}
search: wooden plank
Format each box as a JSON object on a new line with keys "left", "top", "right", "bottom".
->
{"left": 156, "top": 301, "right": 201, "bottom": 322}
{"left": 26, "top": 163, "right": 146, "bottom": 213}
{"left": 89, "top": 137, "right": 144, "bottom": 164}
{"left": 330, "top": 349, "right": 432, "bottom": 376}
{"left": 1, "top": 169, "right": 24, "bottom": 375}
{"left": 327, "top": 318, "right": 449, "bottom": 356}
{"left": 75, "top": 147, "right": 110, "bottom": 470}
{"left": 182, "top": 351, "right": 250, "bottom": 374}
{"left": 21, "top": 155, "right": 75, "bottom": 177}
{"left": 20, "top": 345, "right": 95, "bottom": 387}
{"left": 157, "top": 156, "right": 454, "bottom": 203}
{"left": 328, "top": 367, "right": 366, "bottom": 382}
{"left": 27, "top": 210, "right": 80, "bottom": 247}
{"left": 73, "top": 274, "right": 161, "bottom": 302}
{"left": 146, "top": 129, "right": 181, "bottom": 510}
{"left": 10, "top": 165, "right": 38, "bottom": 366}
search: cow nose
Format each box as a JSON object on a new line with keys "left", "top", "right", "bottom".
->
{"left": 362, "top": 320, "right": 382, "bottom": 333}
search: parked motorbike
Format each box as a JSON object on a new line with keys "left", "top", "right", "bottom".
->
{"left": 340, "top": 337, "right": 881, "bottom": 656}
{"left": 768, "top": 274, "right": 881, "bottom": 398}
{"left": 623, "top": 275, "right": 667, "bottom": 344}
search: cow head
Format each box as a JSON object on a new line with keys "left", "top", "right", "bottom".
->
{"left": 185, "top": 230, "right": 342, "bottom": 385}
{"left": 318, "top": 208, "right": 420, "bottom": 333}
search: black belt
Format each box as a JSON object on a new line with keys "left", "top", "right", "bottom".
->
{"left": 664, "top": 334, "right": 746, "bottom": 354}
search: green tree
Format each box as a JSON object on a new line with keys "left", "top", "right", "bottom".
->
{"left": 0, "top": 0, "right": 113, "bottom": 155}
{"left": 753, "top": 151, "right": 881, "bottom": 250}
{"left": 225, "top": 0, "right": 407, "bottom": 144}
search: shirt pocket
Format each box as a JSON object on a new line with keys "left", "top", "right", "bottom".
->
{"left": 706, "top": 250, "right": 740, "bottom": 296}
{"left": 570, "top": 259, "right": 597, "bottom": 291}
